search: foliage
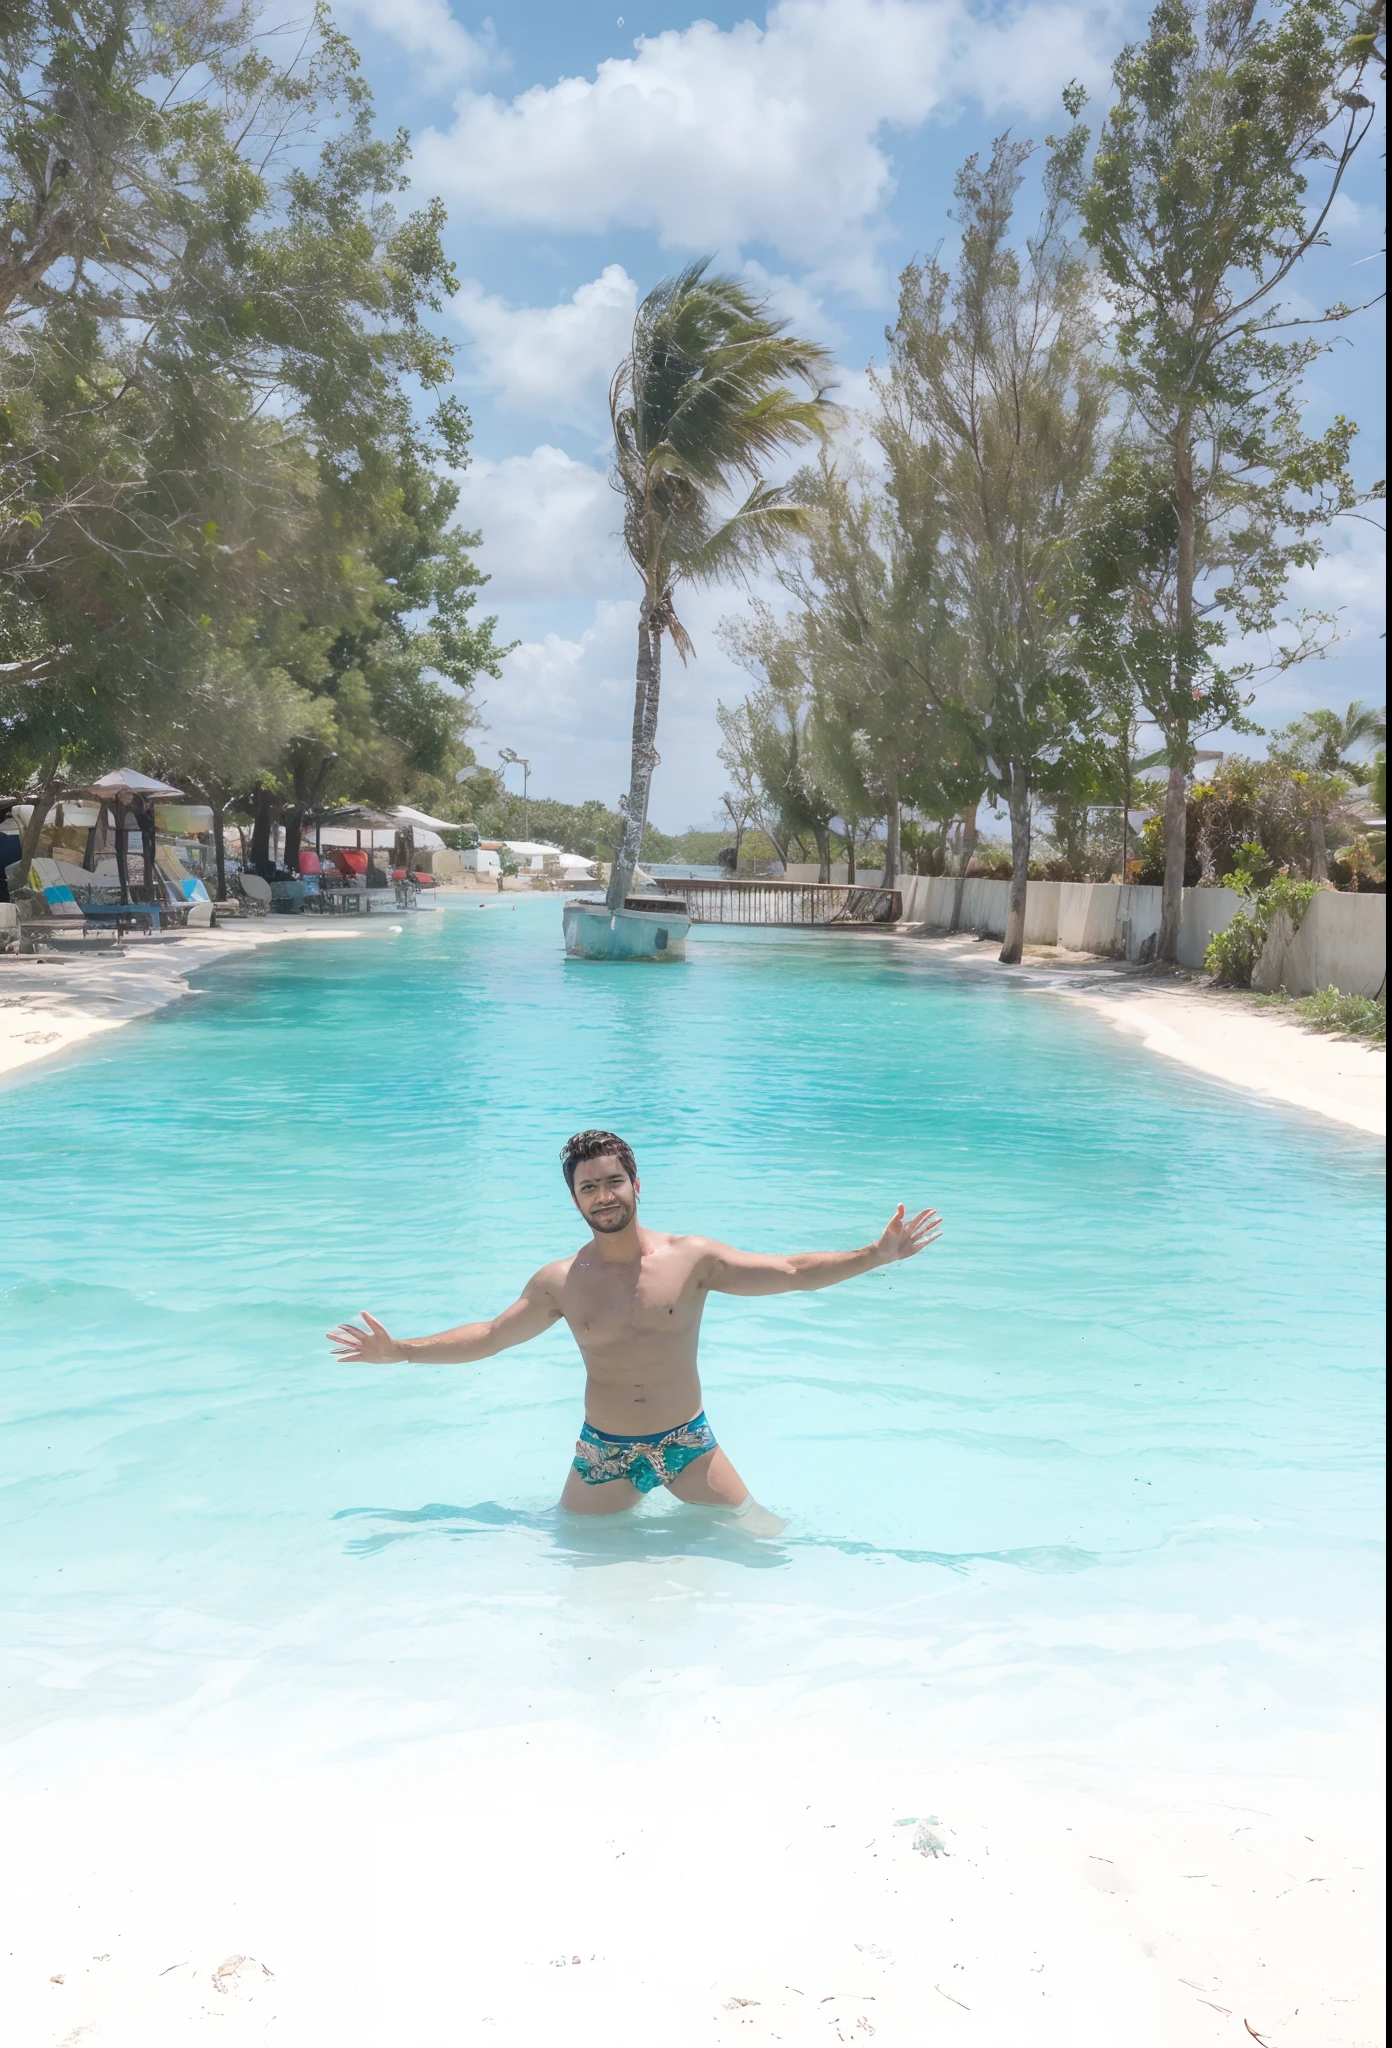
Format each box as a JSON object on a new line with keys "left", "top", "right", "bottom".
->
{"left": 1329, "top": 837, "right": 1386, "bottom": 890}
{"left": 718, "top": 598, "right": 848, "bottom": 878}
{"left": 1258, "top": 985, "right": 1386, "bottom": 1040}
{"left": 605, "top": 261, "right": 835, "bottom": 908}
{"left": 0, "top": 2, "right": 506, "bottom": 853}
{"left": 1204, "top": 872, "right": 1320, "bottom": 984}
{"left": 1132, "top": 747, "right": 1374, "bottom": 885}
{"left": 869, "top": 118, "right": 1103, "bottom": 957}
{"left": 1076, "top": 0, "right": 1379, "bottom": 957}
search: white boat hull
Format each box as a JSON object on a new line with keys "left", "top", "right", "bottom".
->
{"left": 563, "top": 897, "right": 690, "bottom": 961}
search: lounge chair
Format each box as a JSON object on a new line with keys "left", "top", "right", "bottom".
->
{"left": 234, "top": 872, "right": 273, "bottom": 915}
{"left": 6, "top": 859, "right": 126, "bottom": 949}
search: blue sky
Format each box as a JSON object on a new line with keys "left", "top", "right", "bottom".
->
{"left": 334, "top": 0, "right": 1386, "bottom": 828}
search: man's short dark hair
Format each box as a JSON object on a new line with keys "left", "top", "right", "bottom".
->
{"left": 560, "top": 1129, "right": 638, "bottom": 1191}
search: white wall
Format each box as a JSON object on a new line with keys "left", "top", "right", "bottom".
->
{"left": 1255, "top": 890, "right": 1386, "bottom": 999}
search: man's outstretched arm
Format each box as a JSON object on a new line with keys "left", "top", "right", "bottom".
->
{"left": 326, "top": 1270, "right": 563, "bottom": 1365}
{"left": 702, "top": 1205, "right": 942, "bottom": 1297}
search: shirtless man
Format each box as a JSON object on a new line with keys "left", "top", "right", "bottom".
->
{"left": 328, "top": 1129, "right": 941, "bottom": 1531}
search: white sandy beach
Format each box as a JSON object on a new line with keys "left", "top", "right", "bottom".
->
{"left": 893, "top": 929, "right": 1386, "bottom": 1138}
{"left": 3, "top": 1698, "right": 1383, "bottom": 2046}
{"left": 0, "top": 919, "right": 378, "bottom": 1081}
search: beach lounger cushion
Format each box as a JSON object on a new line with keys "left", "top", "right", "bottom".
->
{"left": 20, "top": 859, "right": 86, "bottom": 922}
{"left": 155, "top": 849, "right": 211, "bottom": 904}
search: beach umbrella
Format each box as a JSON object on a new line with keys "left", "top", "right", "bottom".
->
{"left": 391, "top": 805, "right": 467, "bottom": 834}
{"left": 78, "top": 769, "right": 185, "bottom": 902}
{"left": 84, "top": 769, "right": 185, "bottom": 800}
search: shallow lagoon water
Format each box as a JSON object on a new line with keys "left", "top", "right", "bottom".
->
{"left": 1, "top": 897, "right": 1384, "bottom": 1783}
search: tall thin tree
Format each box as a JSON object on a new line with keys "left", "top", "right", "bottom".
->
{"left": 605, "top": 263, "right": 834, "bottom": 912}
{"left": 1080, "top": 0, "right": 1379, "bottom": 959}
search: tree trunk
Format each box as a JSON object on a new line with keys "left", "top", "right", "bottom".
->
{"left": 113, "top": 797, "right": 131, "bottom": 903}
{"left": 606, "top": 603, "right": 661, "bottom": 912}
{"left": 1158, "top": 753, "right": 1188, "bottom": 963}
{"left": 999, "top": 765, "right": 1031, "bottom": 965}
{"left": 814, "top": 821, "right": 831, "bottom": 884}
{"left": 1161, "top": 419, "right": 1197, "bottom": 963}
{"left": 950, "top": 799, "right": 978, "bottom": 931}
{"left": 882, "top": 775, "right": 900, "bottom": 887}
{"left": 284, "top": 806, "right": 304, "bottom": 874}
{"left": 845, "top": 821, "right": 857, "bottom": 884}
{"left": 250, "top": 786, "right": 274, "bottom": 871}
{"left": 211, "top": 801, "right": 228, "bottom": 900}
{"left": 83, "top": 803, "right": 105, "bottom": 873}
{"left": 18, "top": 761, "right": 60, "bottom": 866}
{"left": 1309, "top": 808, "right": 1329, "bottom": 884}
{"left": 138, "top": 802, "right": 156, "bottom": 890}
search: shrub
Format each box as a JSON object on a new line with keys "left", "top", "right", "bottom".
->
{"left": 1273, "top": 987, "right": 1386, "bottom": 1042}
{"left": 1205, "top": 874, "right": 1320, "bottom": 987}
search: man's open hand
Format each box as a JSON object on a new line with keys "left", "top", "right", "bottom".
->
{"left": 326, "top": 1311, "right": 403, "bottom": 1364}
{"left": 876, "top": 1205, "right": 942, "bottom": 1263}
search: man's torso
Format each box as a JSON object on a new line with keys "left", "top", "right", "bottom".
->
{"left": 542, "top": 1231, "right": 712, "bottom": 1433}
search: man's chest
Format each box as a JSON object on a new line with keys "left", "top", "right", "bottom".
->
{"left": 561, "top": 1260, "right": 698, "bottom": 1342}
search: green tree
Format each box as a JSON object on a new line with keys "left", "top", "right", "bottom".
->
{"left": 777, "top": 453, "right": 963, "bottom": 887}
{"left": 1271, "top": 699, "right": 1385, "bottom": 877}
{"left": 604, "top": 261, "right": 834, "bottom": 912}
{"left": 719, "top": 601, "right": 846, "bottom": 879}
{"left": 2, "top": 6, "right": 506, "bottom": 855}
{"left": 880, "top": 126, "right": 1104, "bottom": 958}
{"left": 1079, "top": 0, "right": 1380, "bottom": 959}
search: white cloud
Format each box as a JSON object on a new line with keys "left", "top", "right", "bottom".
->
{"left": 476, "top": 583, "right": 785, "bottom": 823}
{"left": 452, "top": 265, "right": 639, "bottom": 425}
{"left": 417, "top": 0, "right": 1114, "bottom": 295}
{"left": 455, "top": 445, "right": 618, "bottom": 601}
{"left": 330, "top": 0, "right": 490, "bottom": 80}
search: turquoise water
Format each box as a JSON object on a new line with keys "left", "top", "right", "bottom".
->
{"left": 1, "top": 900, "right": 1384, "bottom": 1774}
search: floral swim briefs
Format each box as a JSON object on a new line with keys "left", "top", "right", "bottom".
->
{"left": 572, "top": 1412, "right": 718, "bottom": 1493}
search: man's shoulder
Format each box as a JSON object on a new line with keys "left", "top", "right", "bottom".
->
{"left": 649, "top": 1230, "right": 724, "bottom": 1265}
{"left": 528, "top": 1253, "right": 576, "bottom": 1294}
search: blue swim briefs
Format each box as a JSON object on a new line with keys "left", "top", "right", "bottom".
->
{"left": 572, "top": 1411, "right": 718, "bottom": 1493}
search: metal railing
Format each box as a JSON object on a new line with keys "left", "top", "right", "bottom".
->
{"left": 651, "top": 878, "right": 902, "bottom": 927}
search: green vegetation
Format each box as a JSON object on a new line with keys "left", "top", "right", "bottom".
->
{"left": 1257, "top": 987, "right": 1387, "bottom": 1041}
{"left": 2, "top": 2, "right": 507, "bottom": 881}
{"left": 714, "top": 0, "right": 1380, "bottom": 965}
{"left": 1205, "top": 873, "right": 1320, "bottom": 985}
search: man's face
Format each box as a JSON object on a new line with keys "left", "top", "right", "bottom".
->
{"left": 571, "top": 1153, "right": 639, "bottom": 1234}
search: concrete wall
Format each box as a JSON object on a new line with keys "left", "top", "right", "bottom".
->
{"left": 783, "top": 862, "right": 888, "bottom": 886}
{"left": 763, "top": 867, "right": 1383, "bottom": 994}
{"left": 1254, "top": 889, "right": 1386, "bottom": 999}
{"left": 1177, "top": 888, "right": 1246, "bottom": 972}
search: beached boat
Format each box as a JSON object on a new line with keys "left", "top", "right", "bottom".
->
{"left": 563, "top": 893, "right": 690, "bottom": 961}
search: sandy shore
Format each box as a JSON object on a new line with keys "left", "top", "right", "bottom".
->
{"left": 3, "top": 1711, "right": 1382, "bottom": 2047}
{"left": 0, "top": 918, "right": 378, "bottom": 1082}
{"left": 898, "top": 931, "right": 1386, "bottom": 1138}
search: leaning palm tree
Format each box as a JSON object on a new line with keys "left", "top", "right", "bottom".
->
{"left": 605, "top": 263, "right": 836, "bottom": 913}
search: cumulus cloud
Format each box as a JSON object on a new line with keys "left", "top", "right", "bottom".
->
{"left": 479, "top": 586, "right": 762, "bottom": 826}
{"left": 330, "top": 0, "right": 490, "bottom": 80}
{"left": 455, "top": 445, "right": 618, "bottom": 601}
{"left": 452, "top": 265, "right": 639, "bottom": 425}
{"left": 416, "top": 0, "right": 1114, "bottom": 295}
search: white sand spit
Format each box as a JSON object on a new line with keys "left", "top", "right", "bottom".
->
{"left": 0, "top": 920, "right": 369, "bottom": 1082}
{"left": 894, "top": 932, "right": 1385, "bottom": 1136}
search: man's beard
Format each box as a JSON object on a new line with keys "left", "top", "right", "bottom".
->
{"left": 588, "top": 1200, "right": 635, "bottom": 1234}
